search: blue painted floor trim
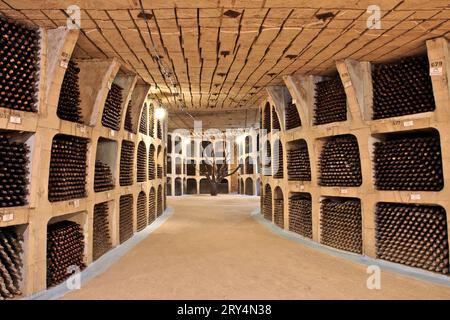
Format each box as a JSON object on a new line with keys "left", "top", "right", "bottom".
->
{"left": 252, "top": 209, "right": 450, "bottom": 287}
{"left": 25, "top": 207, "right": 174, "bottom": 300}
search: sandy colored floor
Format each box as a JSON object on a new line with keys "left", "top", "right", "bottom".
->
{"left": 63, "top": 195, "right": 450, "bottom": 299}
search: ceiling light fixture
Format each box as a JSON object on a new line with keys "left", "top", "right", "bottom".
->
{"left": 315, "top": 12, "right": 335, "bottom": 21}
{"left": 155, "top": 106, "right": 167, "bottom": 120}
{"left": 223, "top": 10, "right": 241, "bottom": 18}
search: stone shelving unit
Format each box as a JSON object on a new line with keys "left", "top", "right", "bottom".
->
{"left": 0, "top": 25, "right": 168, "bottom": 298}
{"left": 260, "top": 37, "right": 450, "bottom": 276}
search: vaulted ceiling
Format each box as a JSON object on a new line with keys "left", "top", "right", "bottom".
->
{"left": 0, "top": 0, "right": 449, "bottom": 117}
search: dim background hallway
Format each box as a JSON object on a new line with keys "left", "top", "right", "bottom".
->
{"left": 62, "top": 195, "right": 450, "bottom": 300}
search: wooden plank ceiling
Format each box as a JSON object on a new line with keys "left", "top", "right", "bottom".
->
{"left": 0, "top": 0, "right": 448, "bottom": 119}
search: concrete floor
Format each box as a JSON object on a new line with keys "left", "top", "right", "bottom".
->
{"left": 63, "top": 195, "right": 450, "bottom": 299}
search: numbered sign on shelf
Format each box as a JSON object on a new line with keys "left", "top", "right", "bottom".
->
{"left": 9, "top": 115, "right": 21, "bottom": 124}
{"left": 1, "top": 213, "right": 14, "bottom": 222}
{"left": 410, "top": 194, "right": 421, "bottom": 201}
{"left": 430, "top": 60, "right": 443, "bottom": 76}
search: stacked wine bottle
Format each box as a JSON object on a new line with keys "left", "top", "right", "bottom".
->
{"left": 47, "top": 221, "right": 85, "bottom": 287}
{"left": 119, "top": 195, "right": 133, "bottom": 244}
{"left": 57, "top": 60, "right": 82, "bottom": 123}
{"left": 148, "top": 189, "right": 156, "bottom": 224}
{"left": 376, "top": 203, "right": 449, "bottom": 275}
{"left": 263, "top": 186, "right": 272, "bottom": 221}
{"left": 157, "top": 165, "right": 163, "bottom": 179}
{"left": 149, "top": 145, "right": 155, "bottom": 180}
{"left": 289, "top": 193, "right": 312, "bottom": 239}
{"left": 263, "top": 103, "right": 271, "bottom": 133}
{"left": 48, "top": 135, "right": 88, "bottom": 202}
{"left": 320, "top": 198, "right": 362, "bottom": 254}
{"left": 318, "top": 135, "right": 362, "bottom": 187}
{"left": 287, "top": 140, "right": 311, "bottom": 181}
{"left": 124, "top": 101, "right": 134, "bottom": 133}
{"left": 101, "top": 83, "right": 123, "bottom": 131}
{"left": 94, "top": 160, "right": 114, "bottom": 193}
{"left": 314, "top": 75, "right": 347, "bottom": 125}
{"left": 119, "top": 140, "right": 134, "bottom": 186}
{"left": 272, "top": 108, "right": 281, "bottom": 131}
{"left": 137, "top": 142, "right": 147, "bottom": 183}
{"left": 273, "top": 195, "right": 284, "bottom": 229}
{"left": 139, "top": 104, "right": 147, "bottom": 135}
{"left": 285, "top": 102, "right": 301, "bottom": 130}
{"left": 273, "top": 140, "right": 283, "bottom": 179}
{"left": 157, "top": 121, "right": 162, "bottom": 139}
{"left": 93, "top": 202, "right": 112, "bottom": 261}
{"left": 148, "top": 104, "right": 154, "bottom": 137}
{"left": 373, "top": 132, "right": 443, "bottom": 191}
{"left": 0, "top": 226, "right": 24, "bottom": 299}
{"left": 372, "top": 56, "right": 435, "bottom": 119}
{"left": 137, "top": 192, "right": 147, "bottom": 232}
{"left": 0, "top": 131, "right": 29, "bottom": 207}
{"left": 157, "top": 187, "right": 163, "bottom": 217}
{"left": 0, "top": 16, "right": 39, "bottom": 112}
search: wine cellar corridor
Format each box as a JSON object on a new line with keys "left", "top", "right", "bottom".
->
{"left": 0, "top": 0, "right": 449, "bottom": 301}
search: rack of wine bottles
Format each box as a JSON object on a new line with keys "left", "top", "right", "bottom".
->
{"left": 263, "top": 186, "right": 272, "bottom": 221}
{"left": 272, "top": 108, "right": 281, "bottom": 131}
{"left": 373, "top": 131, "right": 443, "bottom": 191}
{"left": 137, "top": 142, "right": 147, "bottom": 183}
{"left": 287, "top": 140, "right": 311, "bottom": 181}
{"left": 289, "top": 193, "right": 312, "bottom": 239}
{"left": 139, "top": 104, "right": 147, "bottom": 135}
{"left": 0, "top": 130, "right": 30, "bottom": 207}
{"left": 273, "top": 140, "right": 283, "bottom": 179}
{"left": 148, "top": 145, "right": 155, "bottom": 180}
{"left": 157, "top": 165, "right": 162, "bottom": 179}
{"left": 376, "top": 203, "right": 449, "bottom": 275}
{"left": 101, "top": 83, "right": 123, "bottom": 131}
{"left": 94, "top": 161, "right": 114, "bottom": 193}
{"left": 48, "top": 135, "right": 88, "bottom": 202}
{"left": 47, "top": 221, "right": 85, "bottom": 287}
{"left": 157, "top": 187, "right": 163, "bottom": 217}
{"left": 263, "top": 103, "right": 271, "bottom": 133}
{"left": 0, "top": 226, "right": 23, "bottom": 299}
{"left": 320, "top": 198, "right": 362, "bottom": 254}
{"left": 119, "top": 194, "right": 133, "bottom": 244}
{"left": 157, "top": 121, "right": 162, "bottom": 139}
{"left": 273, "top": 193, "right": 284, "bottom": 229}
{"left": 119, "top": 140, "right": 134, "bottom": 186}
{"left": 93, "top": 202, "right": 112, "bottom": 261}
{"left": 149, "top": 189, "right": 156, "bottom": 225}
{"left": 137, "top": 192, "right": 147, "bottom": 232}
{"left": 318, "top": 135, "right": 362, "bottom": 187}
{"left": 124, "top": 101, "right": 134, "bottom": 133}
{"left": 285, "top": 102, "right": 301, "bottom": 130}
{"left": 372, "top": 56, "right": 435, "bottom": 120}
{"left": 57, "top": 60, "right": 82, "bottom": 123}
{"left": 314, "top": 75, "right": 347, "bottom": 125}
{"left": 148, "top": 104, "right": 154, "bottom": 137}
{"left": 0, "top": 16, "right": 39, "bottom": 113}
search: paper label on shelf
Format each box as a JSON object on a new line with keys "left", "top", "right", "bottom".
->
{"left": 129, "top": 133, "right": 134, "bottom": 140}
{"left": 340, "top": 188, "right": 348, "bottom": 194}
{"left": 72, "top": 199, "right": 80, "bottom": 208}
{"left": 9, "top": 115, "right": 21, "bottom": 124}
{"left": 300, "top": 185, "right": 304, "bottom": 190}
{"left": 430, "top": 61, "right": 443, "bottom": 76}
{"left": 60, "top": 60, "right": 69, "bottom": 69}
{"left": 343, "top": 81, "right": 352, "bottom": 88}
{"left": 107, "top": 81, "right": 112, "bottom": 90}
{"left": 403, "top": 120, "right": 414, "bottom": 127}
{"left": 60, "top": 52, "right": 70, "bottom": 69}
{"left": 107, "top": 192, "right": 111, "bottom": 199}
{"left": 110, "top": 129, "right": 115, "bottom": 137}
{"left": 1, "top": 213, "right": 14, "bottom": 222}
{"left": 410, "top": 194, "right": 421, "bottom": 200}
